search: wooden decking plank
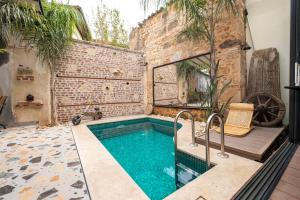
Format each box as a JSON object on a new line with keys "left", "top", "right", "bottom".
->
{"left": 270, "top": 189, "right": 300, "bottom": 200}
{"left": 196, "top": 126, "right": 285, "bottom": 161}
{"left": 275, "top": 181, "right": 300, "bottom": 199}
{"left": 289, "top": 159, "right": 300, "bottom": 170}
{"left": 280, "top": 173, "right": 300, "bottom": 186}
{"left": 292, "top": 153, "right": 300, "bottom": 159}
{"left": 283, "top": 167, "right": 300, "bottom": 178}
{"left": 288, "top": 149, "right": 300, "bottom": 170}
{"left": 270, "top": 146, "right": 300, "bottom": 200}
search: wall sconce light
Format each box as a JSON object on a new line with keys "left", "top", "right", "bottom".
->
{"left": 241, "top": 43, "right": 252, "bottom": 51}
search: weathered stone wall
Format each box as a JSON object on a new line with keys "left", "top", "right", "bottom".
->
{"left": 154, "top": 64, "right": 179, "bottom": 105}
{"left": 54, "top": 40, "right": 145, "bottom": 122}
{"left": 153, "top": 106, "right": 207, "bottom": 121}
{"left": 130, "top": 1, "right": 247, "bottom": 109}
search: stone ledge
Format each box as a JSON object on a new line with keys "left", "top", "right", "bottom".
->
{"left": 73, "top": 39, "right": 144, "bottom": 55}
{"left": 15, "top": 100, "right": 43, "bottom": 108}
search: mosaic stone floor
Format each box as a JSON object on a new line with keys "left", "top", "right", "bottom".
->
{"left": 0, "top": 125, "right": 90, "bottom": 200}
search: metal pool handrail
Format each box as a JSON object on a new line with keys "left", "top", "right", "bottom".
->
{"left": 173, "top": 110, "right": 197, "bottom": 187}
{"left": 205, "top": 113, "right": 229, "bottom": 167}
{"left": 174, "top": 110, "right": 197, "bottom": 156}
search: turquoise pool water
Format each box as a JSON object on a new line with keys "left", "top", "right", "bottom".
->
{"left": 88, "top": 118, "right": 209, "bottom": 200}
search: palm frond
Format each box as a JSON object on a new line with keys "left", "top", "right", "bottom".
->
{"left": 141, "top": 0, "right": 169, "bottom": 12}
{"left": 179, "top": 21, "right": 209, "bottom": 41}
{"left": 215, "top": 0, "right": 238, "bottom": 20}
{"left": 218, "top": 96, "right": 233, "bottom": 117}
{"left": 0, "top": 0, "right": 86, "bottom": 65}
{"left": 0, "top": 0, "right": 41, "bottom": 48}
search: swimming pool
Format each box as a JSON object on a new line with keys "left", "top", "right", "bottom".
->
{"left": 88, "top": 118, "right": 210, "bottom": 200}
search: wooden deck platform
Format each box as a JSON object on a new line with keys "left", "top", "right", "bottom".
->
{"left": 195, "top": 126, "right": 286, "bottom": 161}
{"left": 270, "top": 145, "right": 300, "bottom": 200}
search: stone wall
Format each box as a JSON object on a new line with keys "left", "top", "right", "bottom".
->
{"left": 130, "top": 1, "right": 247, "bottom": 109}
{"left": 54, "top": 40, "right": 146, "bottom": 122}
{"left": 153, "top": 106, "right": 207, "bottom": 121}
{"left": 154, "top": 64, "right": 179, "bottom": 105}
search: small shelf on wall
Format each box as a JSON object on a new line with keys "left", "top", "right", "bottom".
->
{"left": 16, "top": 76, "right": 34, "bottom": 81}
{"left": 15, "top": 100, "right": 43, "bottom": 108}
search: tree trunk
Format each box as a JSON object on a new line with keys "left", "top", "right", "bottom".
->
{"left": 209, "top": 2, "right": 219, "bottom": 114}
{"left": 50, "top": 66, "right": 57, "bottom": 126}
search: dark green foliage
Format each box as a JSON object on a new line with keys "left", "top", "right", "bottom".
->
{"left": 176, "top": 60, "right": 209, "bottom": 80}
{"left": 0, "top": 0, "right": 91, "bottom": 66}
{"left": 200, "top": 61, "right": 233, "bottom": 119}
{"left": 188, "top": 90, "right": 206, "bottom": 104}
{"left": 0, "top": 0, "right": 41, "bottom": 49}
{"left": 176, "top": 60, "right": 211, "bottom": 108}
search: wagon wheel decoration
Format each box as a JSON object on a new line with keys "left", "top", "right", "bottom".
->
{"left": 245, "top": 92, "right": 286, "bottom": 127}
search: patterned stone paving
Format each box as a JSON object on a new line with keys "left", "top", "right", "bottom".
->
{"left": 0, "top": 125, "right": 90, "bottom": 200}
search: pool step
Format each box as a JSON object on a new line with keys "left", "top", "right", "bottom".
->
{"left": 176, "top": 162, "right": 200, "bottom": 188}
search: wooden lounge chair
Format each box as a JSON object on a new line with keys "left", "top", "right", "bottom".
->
{"left": 0, "top": 96, "right": 7, "bottom": 129}
{"left": 216, "top": 103, "right": 254, "bottom": 137}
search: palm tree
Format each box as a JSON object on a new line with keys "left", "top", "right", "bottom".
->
{"left": 0, "top": 0, "right": 91, "bottom": 125}
{"left": 0, "top": 0, "right": 40, "bottom": 65}
{"left": 142, "top": 0, "right": 238, "bottom": 116}
{"left": 1, "top": 0, "right": 90, "bottom": 63}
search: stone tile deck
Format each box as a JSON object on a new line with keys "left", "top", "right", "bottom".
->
{"left": 0, "top": 125, "right": 90, "bottom": 200}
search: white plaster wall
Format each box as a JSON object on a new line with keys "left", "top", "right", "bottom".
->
{"left": 10, "top": 47, "right": 52, "bottom": 126}
{"left": 246, "top": 0, "right": 290, "bottom": 123}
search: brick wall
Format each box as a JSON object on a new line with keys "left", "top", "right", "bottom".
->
{"left": 130, "top": 1, "right": 247, "bottom": 108}
{"left": 54, "top": 40, "right": 145, "bottom": 122}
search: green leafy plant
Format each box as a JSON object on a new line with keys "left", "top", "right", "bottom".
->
{"left": 25, "top": 1, "right": 90, "bottom": 64}
{"left": 94, "top": 4, "right": 129, "bottom": 48}
{"left": 176, "top": 60, "right": 204, "bottom": 85}
{"left": 188, "top": 90, "right": 206, "bottom": 103}
{"left": 142, "top": 0, "right": 238, "bottom": 116}
{"left": 0, "top": 0, "right": 90, "bottom": 64}
{"left": 199, "top": 61, "right": 232, "bottom": 119}
{"left": 176, "top": 60, "right": 210, "bottom": 104}
{"left": 176, "top": 60, "right": 209, "bottom": 80}
{"left": 0, "top": 0, "right": 39, "bottom": 50}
